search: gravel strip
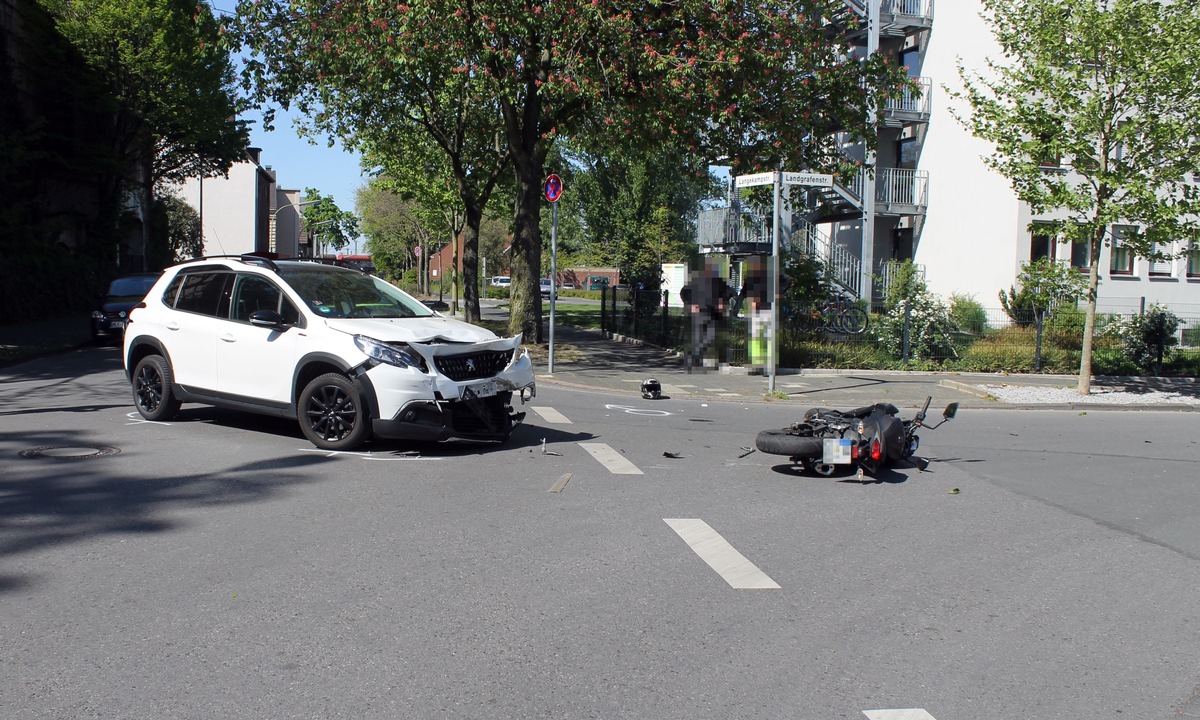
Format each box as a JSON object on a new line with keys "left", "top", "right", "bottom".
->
{"left": 981, "top": 384, "right": 1200, "bottom": 405}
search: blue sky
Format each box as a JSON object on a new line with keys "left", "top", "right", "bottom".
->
{"left": 244, "top": 106, "right": 369, "bottom": 216}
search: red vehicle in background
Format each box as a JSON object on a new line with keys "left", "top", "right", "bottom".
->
{"left": 335, "top": 254, "right": 376, "bottom": 274}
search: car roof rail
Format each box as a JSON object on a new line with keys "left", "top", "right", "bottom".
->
{"left": 288, "top": 257, "right": 370, "bottom": 273}
{"left": 179, "top": 254, "right": 280, "bottom": 272}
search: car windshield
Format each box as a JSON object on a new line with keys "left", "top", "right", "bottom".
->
{"left": 280, "top": 265, "right": 434, "bottom": 319}
{"left": 108, "top": 276, "right": 157, "bottom": 298}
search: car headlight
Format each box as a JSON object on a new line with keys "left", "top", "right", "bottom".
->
{"left": 354, "top": 335, "right": 425, "bottom": 370}
{"left": 91, "top": 311, "right": 105, "bottom": 320}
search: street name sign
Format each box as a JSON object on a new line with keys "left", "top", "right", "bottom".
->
{"left": 782, "top": 172, "right": 834, "bottom": 187}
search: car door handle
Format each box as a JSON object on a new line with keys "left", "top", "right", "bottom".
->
{"left": 220, "top": 333, "right": 237, "bottom": 343}
{"left": 165, "top": 322, "right": 179, "bottom": 331}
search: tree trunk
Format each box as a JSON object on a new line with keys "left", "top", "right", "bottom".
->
{"left": 509, "top": 157, "right": 544, "bottom": 343}
{"left": 461, "top": 201, "right": 483, "bottom": 323}
{"left": 1076, "top": 234, "right": 1103, "bottom": 395}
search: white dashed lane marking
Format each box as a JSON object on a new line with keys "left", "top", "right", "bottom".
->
{"left": 578, "top": 443, "right": 644, "bottom": 475}
{"left": 663, "top": 518, "right": 780, "bottom": 590}
{"left": 863, "top": 710, "right": 937, "bottom": 720}
{"left": 531, "top": 406, "right": 572, "bottom": 424}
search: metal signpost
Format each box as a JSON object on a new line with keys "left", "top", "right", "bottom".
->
{"left": 544, "top": 174, "right": 563, "bottom": 374}
{"left": 731, "top": 171, "right": 834, "bottom": 393}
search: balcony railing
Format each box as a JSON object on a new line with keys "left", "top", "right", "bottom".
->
{"left": 884, "top": 77, "right": 932, "bottom": 123}
{"left": 881, "top": 0, "right": 934, "bottom": 22}
{"left": 876, "top": 168, "right": 929, "bottom": 213}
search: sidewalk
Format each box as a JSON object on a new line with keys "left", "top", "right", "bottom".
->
{"left": 0, "top": 315, "right": 93, "bottom": 367}
{"left": 532, "top": 323, "right": 1199, "bottom": 411}
{"left": 3, "top": 311, "right": 1196, "bottom": 411}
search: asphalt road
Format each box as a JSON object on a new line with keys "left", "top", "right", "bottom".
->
{"left": 1, "top": 346, "right": 1198, "bottom": 720}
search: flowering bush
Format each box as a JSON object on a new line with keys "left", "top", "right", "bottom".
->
{"left": 1101, "top": 305, "right": 1182, "bottom": 371}
{"left": 874, "top": 288, "right": 958, "bottom": 361}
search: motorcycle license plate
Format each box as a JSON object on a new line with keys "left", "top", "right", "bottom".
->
{"left": 110, "top": 320, "right": 125, "bottom": 330}
{"left": 823, "top": 438, "right": 854, "bottom": 465}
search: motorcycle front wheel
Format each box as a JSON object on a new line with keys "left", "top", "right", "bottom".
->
{"left": 755, "top": 429, "right": 823, "bottom": 459}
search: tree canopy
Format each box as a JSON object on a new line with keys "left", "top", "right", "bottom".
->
{"left": 230, "top": 0, "right": 907, "bottom": 341}
{"left": 952, "top": 0, "right": 1200, "bottom": 393}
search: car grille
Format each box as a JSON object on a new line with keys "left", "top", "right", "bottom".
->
{"left": 435, "top": 349, "right": 515, "bottom": 381}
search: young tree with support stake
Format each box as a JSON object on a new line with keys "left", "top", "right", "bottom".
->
{"left": 952, "top": 0, "right": 1200, "bottom": 394}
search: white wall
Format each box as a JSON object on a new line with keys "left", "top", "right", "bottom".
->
{"left": 916, "top": 0, "right": 1022, "bottom": 305}
{"left": 918, "top": 1, "right": 1200, "bottom": 314}
{"left": 176, "top": 156, "right": 267, "bottom": 257}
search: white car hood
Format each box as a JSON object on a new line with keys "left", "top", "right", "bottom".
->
{"left": 324, "top": 316, "right": 522, "bottom": 354}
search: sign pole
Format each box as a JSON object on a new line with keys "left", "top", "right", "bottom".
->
{"left": 549, "top": 200, "right": 557, "bottom": 374}
{"left": 769, "top": 171, "right": 781, "bottom": 393}
{"left": 543, "top": 174, "right": 563, "bottom": 375}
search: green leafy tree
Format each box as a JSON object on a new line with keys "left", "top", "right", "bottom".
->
{"left": 363, "top": 149, "right": 473, "bottom": 313}
{"left": 229, "top": 0, "right": 909, "bottom": 342}
{"left": 160, "top": 191, "right": 202, "bottom": 262}
{"left": 951, "top": 0, "right": 1200, "bottom": 392}
{"left": 301, "top": 189, "right": 360, "bottom": 257}
{"left": 41, "top": 0, "right": 248, "bottom": 270}
{"left": 567, "top": 144, "right": 720, "bottom": 289}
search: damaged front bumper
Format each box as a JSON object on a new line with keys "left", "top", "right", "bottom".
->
{"left": 368, "top": 336, "right": 536, "bottom": 442}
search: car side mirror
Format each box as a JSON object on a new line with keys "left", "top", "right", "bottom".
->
{"left": 943, "top": 402, "right": 959, "bottom": 420}
{"left": 249, "top": 309, "right": 285, "bottom": 329}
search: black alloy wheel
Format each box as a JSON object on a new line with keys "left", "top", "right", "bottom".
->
{"left": 298, "top": 373, "right": 370, "bottom": 450}
{"left": 132, "top": 355, "right": 181, "bottom": 421}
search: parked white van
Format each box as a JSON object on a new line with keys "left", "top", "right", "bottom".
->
{"left": 490, "top": 276, "right": 512, "bottom": 288}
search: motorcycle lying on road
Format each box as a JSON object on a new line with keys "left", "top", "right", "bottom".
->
{"left": 755, "top": 396, "right": 958, "bottom": 478}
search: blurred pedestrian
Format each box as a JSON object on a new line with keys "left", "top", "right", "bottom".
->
{"left": 680, "top": 257, "right": 732, "bottom": 372}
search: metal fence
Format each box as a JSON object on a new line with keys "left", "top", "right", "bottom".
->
{"left": 599, "top": 288, "right": 1200, "bottom": 376}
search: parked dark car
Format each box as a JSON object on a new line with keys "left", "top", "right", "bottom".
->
{"left": 92, "top": 273, "right": 160, "bottom": 344}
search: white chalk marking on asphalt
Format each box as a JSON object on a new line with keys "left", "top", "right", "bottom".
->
{"left": 603, "top": 404, "right": 671, "bottom": 417}
{"left": 125, "top": 412, "right": 170, "bottom": 426}
{"left": 296, "top": 448, "right": 441, "bottom": 461}
{"left": 717, "top": 392, "right": 741, "bottom": 397}
{"left": 862, "top": 709, "right": 937, "bottom": 720}
{"left": 663, "top": 518, "right": 780, "bottom": 589}
{"left": 578, "top": 443, "right": 644, "bottom": 475}
{"left": 548, "top": 473, "right": 572, "bottom": 493}
{"left": 702, "top": 388, "right": 729, "bottom": 392}
{"left": 531, "top": 406, "right": 572, "bottom": 424}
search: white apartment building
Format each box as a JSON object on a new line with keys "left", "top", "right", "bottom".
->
{"left": 175, "top": 148, "right": 310, "bottom": 259}
{"left": 702, "top": 1, "right": 1200, "bottom": 315}
{"left": 920, "top": 0, "right": 1199, "bottom": 314}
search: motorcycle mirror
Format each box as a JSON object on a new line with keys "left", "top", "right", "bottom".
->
{"left": 943, "top": 403, "right": 959, "bottom": 420}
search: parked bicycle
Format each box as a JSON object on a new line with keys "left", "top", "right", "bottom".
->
{"left": 785, "top": 295, "right": 870, "bottom": 335}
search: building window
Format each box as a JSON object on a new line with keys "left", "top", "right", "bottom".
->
{"left": 1109, "top": 225, "right": 1134, "bottom": 275}
{"left": 1030, "top": 225, "right": 1056, "bottom": 262}
{"left": 1189, "top": 240, "right": 1200, "bottom": 278}
{"left": 897, "top": 137, "right": 918, "bottom": 170}
{"left": 1070, "top": 239, "right": 1091, "bottom": 270}
{"left": 1149, "top": 240, "right": 1173, "bottom": 277}
{"left": 1037, "top": 132, "right": 1062, "bottom": 170}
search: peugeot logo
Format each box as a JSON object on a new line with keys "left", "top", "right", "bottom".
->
{"left": 465, "top": 358, "right": 476, "bottom": 373}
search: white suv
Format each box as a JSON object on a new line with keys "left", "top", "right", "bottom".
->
{"left": 123, "top": 256, "right": 535, "bottom": 450}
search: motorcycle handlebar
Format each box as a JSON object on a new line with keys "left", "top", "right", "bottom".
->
{"left": 916, "top": 396, "right": 932, "bottom": 423}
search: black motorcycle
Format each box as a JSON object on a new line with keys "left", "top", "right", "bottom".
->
{"left": 755, "top": 396, "right": 958, "bottom": 478}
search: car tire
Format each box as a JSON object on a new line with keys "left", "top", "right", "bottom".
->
{"left": 132, "top": 354, "right": 181, "bottom": 421}
{"left": 755, "top": 429, "right": 823, "bottom": 458}
{"left": 298, "top": 373, "right": 371, "bottom": 450}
